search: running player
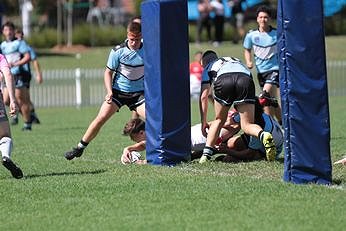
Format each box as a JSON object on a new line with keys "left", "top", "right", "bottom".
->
{"left": 1, "top": 21, "right": 32, "bottom": 130}
{"left": 64, "top": 21, "right": 145, "bottom": 160}
{"left": 243, "top": 5, "right": 282, "bottom": 124}
{"left": 0, "top": 53, "right": 23, "bottom": 178}
{"left": 14, "top": 28, "right": 42, "bottom": 124}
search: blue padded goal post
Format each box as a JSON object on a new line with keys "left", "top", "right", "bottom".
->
{"left": 141, "top": 0, "right": 191, "bottom": 166}
{"left": 277, "top": 0, "right": 332, "bottom": 184}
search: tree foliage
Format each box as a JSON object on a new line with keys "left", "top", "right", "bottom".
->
{"left": 0, "top": 0, "right": 19, "bottom": 16}
{"left": 34, "top": 0, "right": 57, "bottom": 14}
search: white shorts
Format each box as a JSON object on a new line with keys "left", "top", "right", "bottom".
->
{"left": 191, "top": 124, "right": 206, "bottom": 152}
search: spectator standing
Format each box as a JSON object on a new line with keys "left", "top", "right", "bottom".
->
{"left": 196, "top": 0, "right": 212, "bottom": 44}
{"left": 229, "top": 0, "right": 246, "bottom": 44}
{"left": 210, "top": 0, "right": 225, "bottom": 47}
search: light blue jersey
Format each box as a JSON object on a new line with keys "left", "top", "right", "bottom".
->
{"left": 0, "top": 39, "right": 30, "bottom": 75}
{"left": 247, "top": 113, "right": 283, "bottom": 158}
{"left": 201, "top": 62, "right": 213, "bottom": 84}
{"left": 106, "top": 41, "right": 144, "bottom": 93}
{"left": 28, "top": 46, "right": 37, "bottom": 60}
{"left": 243, "top": 27, "right": 278, "bottom": 73}
{"left": 201, "top": 57, "right": 251, "bottom": 83}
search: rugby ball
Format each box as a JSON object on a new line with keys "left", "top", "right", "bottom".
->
{"left": 121, "top": 151, "right": 141, "bottom": 165}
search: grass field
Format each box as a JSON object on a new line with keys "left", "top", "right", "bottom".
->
{"left": 0, "top": 37, "right": 345, "bottom": 230}
{"left": 37, "top": 36, "right": 346, "bottom": 69}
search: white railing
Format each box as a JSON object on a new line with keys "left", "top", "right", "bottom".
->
{"left": 30, "top": 68, "right": 105, "bottom": 108}
{"left": 30, "top": 60, "right": 346, "bottom": 108}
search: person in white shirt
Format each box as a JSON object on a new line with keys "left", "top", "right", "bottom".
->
{"left": 210, "top": 0, "right": 225, "bottom": 46}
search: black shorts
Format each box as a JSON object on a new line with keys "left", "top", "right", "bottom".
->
{"left": 257, "top": 70, "right": 279, "bottom": 88}
{"left": 2, "top": 71, "right": 32, "bottom": 89}
{"left": 14, "top": 71, "right": 32, "bottom": 89}
{"left": 112, "top": 89, "right": 145, "bottom": 111}
{"left": 213, "top": 72, "right": 256, "bottom": 106}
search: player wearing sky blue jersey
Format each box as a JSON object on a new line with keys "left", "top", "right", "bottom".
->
{"left": 5, "top": 28, "right": 43, "bottom": 126}
{"left": 64, "top": 21, "right": 145, "bottom": 160}
{"left": 106, "top": 38, "right": 144, "bottom": 95}
{"left": 199, "top": 50, "right": 277, "bottom": 163}
{"left": 244, "top": 113, "right": 283, "bottom": 158}
{"left": 243, "top": 5, "right": 282, "bottom": 124}
{"left": 1, "top": 21, "right": 32, "bottom": 130}
{"left": 243, "top": 27, "right": 278, "bottom": 76}
{"left": 217, "top": 98, "right": 283, "bottom": 162}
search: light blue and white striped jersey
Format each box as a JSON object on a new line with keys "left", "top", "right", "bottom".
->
{"left": 0, "top": 39, "right": 30, "bottom": 75}
{"left": 243, "top": 27, "right": 279, "bottom": 73}
{"left": 248, "top": 113, "right": 283, "bottom": 158}
{"left": 106, "top": 41, "right": 144, "bottom": 93}
{"left": 201, "top": 57, "right": 251, "bottom": 83}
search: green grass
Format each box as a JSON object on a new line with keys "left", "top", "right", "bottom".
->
{"left": 0, "top": 38, "right": 345, "bottom": 230}
{"left": 0, "top": 99, "right": 345, "bottom": 231}
{"left": 37, "top": 36, "right": 346, "bottom": 70}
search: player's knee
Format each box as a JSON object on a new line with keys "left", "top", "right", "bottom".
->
{"left": 258, "top": 90, "right": 278, "bottom": 107}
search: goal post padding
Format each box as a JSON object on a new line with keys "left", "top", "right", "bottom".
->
{"left": 141, "top": 0, "right": 191, "bottom": 166}
{"left": 277, "top": 0, "right": 332, "bottom": 184}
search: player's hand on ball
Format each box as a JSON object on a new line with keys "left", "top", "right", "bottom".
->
{"left": 121, "top": 150, "right": 141, "bottom": 165}
{"left": 121, "top": 149, "right": 132, "bottom": 165}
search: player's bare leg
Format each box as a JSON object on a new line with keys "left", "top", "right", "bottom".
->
{"left": 64, "top": 101, "right": 118, "bottom": 160}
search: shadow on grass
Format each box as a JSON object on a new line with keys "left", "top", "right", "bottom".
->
{"left": 331, "top": 136, "right": 346, "bottom": 140}
{"left": 24, "top": 169, "right": 107, "bottom": 179}
{"left": 36, "top": 51, "right": 76, "bottom": 57}
{"left": 277, "top": 157, "right": 285, "bottom": 163}
{"left": 212, "top": 154, "right": 285, "bottom": 164}
{"left": 332, "top": 178, "right": 343, "bottom": 185}
{"left": 53, "top": 126, "right": 87, "bottom": 131}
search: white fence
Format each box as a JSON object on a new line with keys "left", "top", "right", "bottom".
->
{"left": 30, "top": 60, "right": 346, "bottom": 108}
{"left": 31, "top": 68, "right": 105, "bottom": 108}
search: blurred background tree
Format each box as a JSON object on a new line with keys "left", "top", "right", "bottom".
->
{"left": 0, "top": 0, "right": 345, "bottom": 48}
